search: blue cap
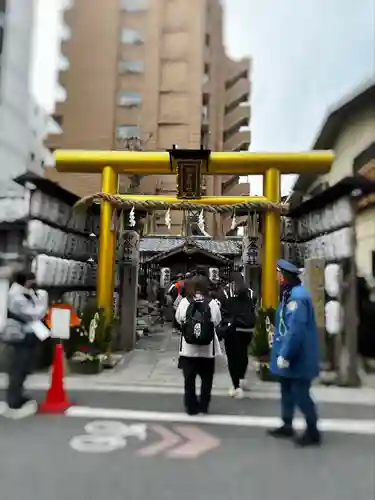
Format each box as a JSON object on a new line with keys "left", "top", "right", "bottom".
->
{"left": 276, "top": 259, "right": 300, "bottom": 275}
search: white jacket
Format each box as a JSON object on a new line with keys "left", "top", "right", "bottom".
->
{"left": 1, "top": 283, "right": 49, "bottom": 342}
{"left": 175, "top": 295, "right": 222, "bottom": 358}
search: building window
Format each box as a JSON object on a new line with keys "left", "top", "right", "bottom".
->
{"left": 118, "top": 60, "right": 144, "bottom": 73}
{"left": 52, "top": 115, "right": 63, "bottom": 126}
{"left": 118, "top": 91, "right": 142, "bottom": 106}
{"left": 116, "top": 125, "right": 139, "bottom": 139}
{"left": 120, "top": 0, "right": 147, "bottom": 11}
{"left": 121, "top": 28, "right": 143, "bottom": 44}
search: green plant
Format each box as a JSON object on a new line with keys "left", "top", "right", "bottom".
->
{"left": 79, "top": 300, "right": 113, "bottom": 355}
{"left": 250, "top": 307, "right": 276, "bottom": 360}
{"left": 80, "top": 298, "right": 99, "bottom": 331}
{"left": 63, "top": 325, "right": 87, "bottom": 359}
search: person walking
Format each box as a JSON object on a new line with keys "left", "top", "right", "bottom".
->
{"left": 1, "top": 271, "right": 49, "bottom": 419}
{"left": 268, "top": 259, "right": 321, "bottom": 447}
{"left": 175, "top": 275, "right": 222, "bottom": 415}
{"left": 220, "top": 271, "right": 256, "bottom": 398}
{"left": 166, "top": 274, "right": 185, "bottom": 331}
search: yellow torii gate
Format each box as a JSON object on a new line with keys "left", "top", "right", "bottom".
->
{"left": 55, "top": 149, "right": 333, "bottom": 317}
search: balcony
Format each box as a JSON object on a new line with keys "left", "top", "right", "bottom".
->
{"left": 202, "top": 73, "right": 210, "bottom": 95}
{"left": 63, "top": 8, "right": 74, "bottom": 28}
{"left": 224, "top": 130, "right": 251, "bottom": 151}
{"left": 46, "top": 132, "right": 63, "bottom": 152}
{"left": 225, "top": 58, "right": 250, "bottom": 88}
{"left": 54, "top": 102, "right": 65, "bottom": 117}
{"left": 221, "top": 174, "right": 239, "bottom": 193}
{"left": 60, "top": 23, "right": 72, "bottom": 42}
{"left": 225, "top": 78, "right": 249, "bottom": 110}
{"left": 58, "top": 70, "right": 68, "bottom": 90}
{"left": 57, "top": 55, "right": 70, "bottom": 72}
{"left": 224, "top": 105, "right": 250, "bottom": 135}
{"left": 62, "top": 0, "right": 74, "bottom": 9}
{"left": 201, "top": 105, "right": 209, "bottom": 126}
{"left": 60, "top": 40, "right": 69, "bottom": 58}
{"left": 204, "top": 45, "right": 210, "bottom": 63}
{"left": 55, "top": 85, "right": 67, "bottom": 103}
{"left": 223, "top": 181, "right": 250, "bottom": 196}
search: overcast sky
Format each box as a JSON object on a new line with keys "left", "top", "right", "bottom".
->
{"left": 31, "top": 0, "right": 375, "bottom": 195}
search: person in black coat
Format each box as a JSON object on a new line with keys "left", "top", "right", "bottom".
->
{"left": 357, "top": 276, "right": 375, "bottom": 359}
{"left": 220, "top": 272, "right": 256, "bottom": 398}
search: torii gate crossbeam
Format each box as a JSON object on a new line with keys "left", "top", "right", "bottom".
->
{"left": 55, "top": 149, "right": 333, "bottom": 318}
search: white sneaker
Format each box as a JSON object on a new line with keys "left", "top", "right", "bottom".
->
{"left": 0, "top": 402, "right": 7, "bottom": 415}
{"left": 2, "top": 400, "right": 38, "bottom": 420}
{"left": 234, "top": 388, "right": 244, "bottom": 399}
{"left": 229, "top": 387, "right": 236, "bottom": 397}
{"left": 239, "top": 379, "right": 250, "bottom": 391}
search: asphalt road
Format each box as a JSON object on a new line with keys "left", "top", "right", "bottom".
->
{"left": 0, "top": 389, "right": 373, "bottom": 420}
{"left": 0, "top": 413, "right": 374, "bottom": 500}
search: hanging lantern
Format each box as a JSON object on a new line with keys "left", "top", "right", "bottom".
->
{"left": 165, "top": 208, "right": 171, "bottom": 230}
{"left": 230, "top": 210, "right": 237, "bottom": 230}
{"left": 198, "top": 209, "right": 205, "bottom": 233}
{"left": 128, "top": 207, "right": 136, "bottom": 227}
{"left": 160, "top": 267, "right": 171, "bottom": 288}
{"left": 209, "top": 267, "right": 219, "bottom": 282}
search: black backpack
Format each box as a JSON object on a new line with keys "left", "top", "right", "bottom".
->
{"left": 182, "top": 299, "right": 215, "bottom": 346}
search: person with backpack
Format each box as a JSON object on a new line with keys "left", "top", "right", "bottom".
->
{"left": 175, "top": 275, "right": 222, "bottom": 415}
{"left": 220, "top": 271, "right": 256, "bottom": 399}
{"left": 1, "top": 271, "right": 49, "bottom": 419}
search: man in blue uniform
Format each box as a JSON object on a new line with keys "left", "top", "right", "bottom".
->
{"left": 268, "top": 259, "right": 321, "bottom": 447}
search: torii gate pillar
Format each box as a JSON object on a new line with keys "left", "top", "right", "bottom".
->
{"left": 97, "top": 166, "right": 118, "bottom": 318}
{"left": 262, "top": 168, "right": 281, "bottom": 308}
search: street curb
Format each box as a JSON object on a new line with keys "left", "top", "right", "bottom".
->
{"left": 0, "top": 376, "right": 374, "bottom": 406}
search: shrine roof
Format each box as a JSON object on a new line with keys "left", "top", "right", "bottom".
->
{"left": 293, "top": 81, "right": 375, "bottom": 195}
{"left": 288, "top": 175, "right": 375, "bottom": 217}
{"left": 15, "top": 172, "right": 80, "bottom": 206}
{"left": 139, "top": 236, "right": 242, "bottom": 255}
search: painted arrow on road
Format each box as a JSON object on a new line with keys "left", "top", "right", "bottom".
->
{"left": 167, "top": 425, "right": 220, "bottom": 458}
{"left": 137, "top": 424, "right": 180, "bottom": 457}
{"left": 137, "top": 424, "right": 220, "bottom": 458}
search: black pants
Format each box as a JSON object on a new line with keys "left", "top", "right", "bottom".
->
{"left": 6, "top": 336, "right": 38, "bottom": 409}
{"left": 180, "top": 357, "right": 215, "bottom": 414}
{"left": 224, "top": 331, "right": 251, "bottom": 389}
{"left": 280, "top": 378, "right": 318, "bottom": 430}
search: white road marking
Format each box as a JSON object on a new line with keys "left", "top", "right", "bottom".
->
{"left": 70, "top": 421, "right": 147, "bottom": 454}
{"left": 69, "top": 434, "right": 126, "bottom": 453}
{"left": 65, "top": 406, "right": 375, "bottom": 435}
{"left": 85, "top": 420, "right": 147, "bottom": 440}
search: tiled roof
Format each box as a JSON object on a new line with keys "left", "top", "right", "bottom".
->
{"left": 139, "top": 235, "right": 242, "bottom": 255}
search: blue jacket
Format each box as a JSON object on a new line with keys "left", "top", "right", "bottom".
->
{"left": 270, "top": 284, "right": 320, "bottom": 380}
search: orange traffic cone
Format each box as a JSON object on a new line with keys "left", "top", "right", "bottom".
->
{"left": 39, "top": 343, "right": 71, "bottom": 413}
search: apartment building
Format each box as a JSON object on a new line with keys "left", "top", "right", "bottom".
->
{"left": 46, "top": 0, "right": 251, "bottom": 235}
{"left": 0, "top": 0, "right": 35, "bottom": 180}
{"left": 0, "top": 0, "right": 59, "bottom": 182}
